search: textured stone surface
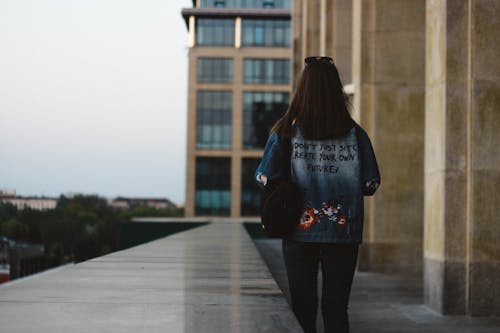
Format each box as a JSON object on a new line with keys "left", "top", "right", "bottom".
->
{"left": 423, "top": 171, "right": 445, "bottom": 257}
{"left": 0, "top": 223, "right": 301, "bottom": 332}
{"left": 473, "top": 0, "right": 500, "bottom": 80}
{"left": 443, "top": 170, "right": 468, "bottom": 259}
{"left": 292, "top": 0, "right": 353, "bottom": 83}
{"left": 472, "top": 170, "right": 500, "bottom": 261}
{"left": 353, "top": 0, "right": 426, "bottom": 275}
{"left": 470, "top": 261, "right": 500, "bottom": 315}
{"left": 424, "top": 257, "right": 468, "bottom": 315}
{"left": 424, "top": 0, "right": 500, "bottom": 316}
{"left": 358, "top": 241, "right": 422, "bottom": 275}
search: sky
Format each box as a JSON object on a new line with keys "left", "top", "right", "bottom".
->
{"left": 0, "top": 0, "right": 192, "bottom": 205}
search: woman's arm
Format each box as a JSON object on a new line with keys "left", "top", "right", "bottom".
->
{"left": 356, "top": 126, "right": 381, "bottom": 196}
{"left": 255, "top": 132, "right": 280, "bottom": 189}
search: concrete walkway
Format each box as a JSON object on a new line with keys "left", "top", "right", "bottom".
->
{"left": 254, "top": 239, "right": 500, "bottom": 333}
{"left": 1, "top": 222, "right": 499, "bottom": 333}
{"left": 0, "top": 222, "right": 301, "bottom": 332}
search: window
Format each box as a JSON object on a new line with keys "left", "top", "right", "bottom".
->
{"left": 196, "top": 18, "right": 235, "bottom": 47}
{"left": 242, "top": 19, "right": 290, "bottom": 47}
{"left": 262, "top": 0, "right": 275, "bottom": 8}
{"left": 196, "top": 91, "right": 232, "bottom": 149}
{"left": 198, "top": 58, "right": 233, "bottom": 83}
{"left": 200, "top": 0, "right": 291, "bottom": 9}
{"left": 214, "top": 0, "right": 226, "bottom": 7}
{"left": 195, "top": 157, "right": 231, "bottom": 216}
{"left": 243, "top": 92, "right": 289, "bottom": 149}
{"left": 241, "top": 158, "right": 262, "bottom": 216}
{"left": 243, "top": 58, "right": 290, "bottom": 84}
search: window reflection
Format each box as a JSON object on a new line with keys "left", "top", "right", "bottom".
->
{"left": 199, "top": 0, "right": 291, "bottom": 9}
{"left": 196, "top": 18, "right": 235, "bottom": 46}
{"left": 241, "top": 158, "right": 261, "bottom": 216}
{"left": 197, "top": 91, "right": 232, "bottom": 149}
{"left": 198, "top": 58, "right": 233, "bottom": 83}
{"left": 242, "top": 19, "right": 290, "bottom": 47}
{"left": 243, "top": 92, "right": 289, "bottom": 149}
{"left": 196, "top": 157, "right": 231, "bottom": 216}
{"left": 243, "top": 59, "right": 290, "bottom": 84}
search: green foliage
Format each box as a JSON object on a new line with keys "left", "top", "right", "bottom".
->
{"left": 0, "top": 218, "right": 29, "bottom": 240}
{"left": 118, "top": 205, "right": 184, "bottom": 220}
{"left": 0, "top": 202, "right": 17, "bottom": 222}
{"left": 0, "top": 195, "right": 183, "bottom": 268}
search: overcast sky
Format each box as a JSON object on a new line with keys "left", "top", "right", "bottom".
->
{"left": 0, "top": 0, "right": 192, "bottom": 205}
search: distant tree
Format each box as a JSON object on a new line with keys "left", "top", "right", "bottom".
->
{"left": 1, "top": 194, "right": 182, "bottom": 269}
{"left": 118, "top": 205, "right": 184, "bottom": 220}
{"left": 54, "top": 195, "right": 118, "bottom": 262}
{"left": 0, "top": 202, "right": 17, "bottom": 223}
{"left": 18, "top": 208, "right": 44, "bottom": 243}
{"left": 0, "top": 217, "right": 29, "bottom": 240}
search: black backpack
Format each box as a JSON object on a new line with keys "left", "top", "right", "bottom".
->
{"left": 261, "top": 178, "right": 303, "bottom": 238}
{"left": 260, "top": 137, "right": 303, "bottom": 238}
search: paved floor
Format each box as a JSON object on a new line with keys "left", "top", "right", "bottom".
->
{"left": 1, "top": 222, "right": 499, "bottom": 333}
{"left": 254, "top": 239, "right": 500, "bottom": 333}
{"left": 0, "top": 222, "right": 301, "bottom": 333}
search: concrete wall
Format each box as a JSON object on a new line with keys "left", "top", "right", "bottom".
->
{"left": 424, "top": 0, "right": 500, "bottom": 316}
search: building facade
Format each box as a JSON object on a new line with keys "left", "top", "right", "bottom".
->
{"left": 110, "top": 197, "right": 176, "bottom": 210}
{"left": 182, "top": 0, "right": 292, "bottom": 217}
{"left": 293, "top": 0, "right": 500, "bottom": 317}
{"left": 0, "top": 192, "right": 57, "bottom": 211}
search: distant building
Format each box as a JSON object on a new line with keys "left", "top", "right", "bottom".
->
{"left": 0, "top": 190, "right": 178, "bottom": 211}
{"left": 0, "top": 189, "right": 16, "bottom": 197}
{"left": 181, "top": 0, "right": 292, "bottom": 217}
{"left": 110, "top": 197, "right": 177, "bottom": 210}
{"left": 0, "top": 192, "right": 57, "bottom": 211}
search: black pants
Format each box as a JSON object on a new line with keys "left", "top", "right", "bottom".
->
{"left": 282, "top": 239, "right": 359, "bottom": 333}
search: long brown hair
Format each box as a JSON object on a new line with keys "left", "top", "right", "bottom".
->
{"left": 272, "top": 57, "right": 355, "bottom": 140}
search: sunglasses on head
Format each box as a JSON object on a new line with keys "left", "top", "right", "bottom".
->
{"left": 304, "top": 56, "right": 334, "bottom": 65}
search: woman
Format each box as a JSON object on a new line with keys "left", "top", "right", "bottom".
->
{"left": 255, "top": 57, "right": 380, "bottom": 333}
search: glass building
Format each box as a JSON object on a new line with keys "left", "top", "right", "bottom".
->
{"left": 182, "top": 0, "right": 292, "bottom": 217}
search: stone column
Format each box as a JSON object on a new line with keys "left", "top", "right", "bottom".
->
{"left": 352, "top": 0, "right": 426, "bottom": 274}
{"left": 185, "top": 47, "right": 197, "bottom": 217}
{"left": 292, "top": 0, "right": 352, "bottom": 86}
{"left": 292, "top": 0, "right": 321, "bottom": 87}
{"left": 424, "top": 0, "right": 500, "bottom": 315}
{"left": 325, "top": 0, "right": 352, "bottom": 84}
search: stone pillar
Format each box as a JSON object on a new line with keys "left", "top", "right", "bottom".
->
{"left": 185, "top": 47, "right": 197, "bottom": 217}
{"left": 292, "top": 0, "right": 352, "bottom": 86}
{"left": 325, "top": 0, "right": 352, "bottom": 84}
{"left": 424, "top": 0, "right": 500, "bottom": 316}
{"left": 352, "top": 0, "right": 426, "bottom": 274}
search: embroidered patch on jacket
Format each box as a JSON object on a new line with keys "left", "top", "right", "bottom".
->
{"left": 297, "top": 199, "right": 349, "bottom": 230}
{"left": 297, "top": 207, "right": 319, "bottom": 230}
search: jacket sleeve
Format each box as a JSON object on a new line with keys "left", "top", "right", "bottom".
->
{"left": 254, "top": 133, "right": 285, "bottom": 189}
{"left": 357, "top": 126, "right": 381, "bottom": 196}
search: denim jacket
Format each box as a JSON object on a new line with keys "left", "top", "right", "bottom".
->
{"left": 255, "top": 124, "right": 380, "bottom": 244}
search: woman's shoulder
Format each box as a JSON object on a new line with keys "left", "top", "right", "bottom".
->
{"left": 352, "top": 123, "right": 372, "bottom": 143}
{"left": 352, "top": 122, "right": 366, "bottom": 134}
{"left": 261, "top": 131, "right": 281, "bottom": 152}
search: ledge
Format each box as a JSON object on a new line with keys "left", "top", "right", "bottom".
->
{"left": 0, "top": 222, "right": 301, "bottom": 332}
